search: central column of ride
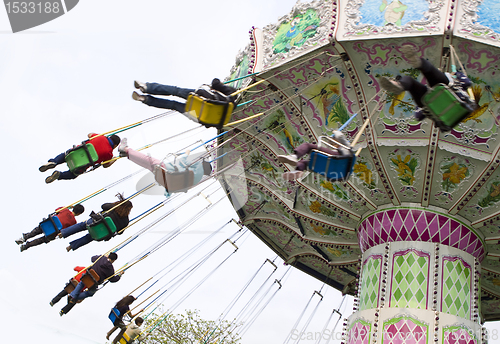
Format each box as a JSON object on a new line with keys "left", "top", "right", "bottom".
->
{"left": 343, "top": 207, "right": 485, "bottom": 344}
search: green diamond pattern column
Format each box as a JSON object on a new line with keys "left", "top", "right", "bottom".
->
{"left": 442, "top": 257, "right": 471, "bottom": 319}
{"left": 390, "top": 249, "right": 429, "bottom": 309}
{"left": 359, "top": 255, "right": 382, "bottom": 311}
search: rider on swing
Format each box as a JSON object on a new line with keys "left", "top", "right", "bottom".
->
{"left": 378, "top": 45, "right": 477, "bottom": 123}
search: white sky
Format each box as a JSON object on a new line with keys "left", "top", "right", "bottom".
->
{"left": 3, "top": 1, "right": 498, "bottom": 344}
{"left": 0, "top": 1, "right": 354, "bottom": 344}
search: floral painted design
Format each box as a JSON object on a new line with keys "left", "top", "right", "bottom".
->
{"left": 479, "top": 181, "right": 500, "bottom": 208}
{"left": 441, "top": 163, "right": 469, "bottom": 192}
{"left": 326, "top": 247, "right": 344, "bottom": 257}
{"left": 303, "top": 79, "right": 353, "bottom": 129}
{"left": 353, "top": 161, "right": 376, "bottom": 189}
{"left": 320, "top": 180, "right": 350, "bottom": 201}
{"left": 310, "top": 223, "right": 339, "bottom": 237}
{"left": 320, "top": 82, "right": 350, "bottom": 128}
{"left": 249, "top": 152, "right": 278, "bottom": 179}
{"left": 309, "top": 200, "right": 337, "bottom": 218}
{"left": 265, "top": 109, "right": 304, "bottom": 152}
{"left": 389, "top": 150, "right": 419, "bottom": 186}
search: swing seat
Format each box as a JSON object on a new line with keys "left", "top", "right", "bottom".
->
{"left": 422, "top": 84, "right": 474, "bottom": 131}
{"left": 64, "top": 278, "right": 79, "bottom": 294}
{"left": 65, "top": 143, "right": 99, "bottom": 174}
{"left": 307, "top": 136, "right": 356, "bottom": 182}
{"left": 87, "top": 216, "right": 117, "bottom": 241}
{"left": 39, "top": 215, "right": 63, "bottom": 237}
{"left": 81, "top": 268, "right": 100, "bottom": 289}
{"left": 118, "top": 333, "right": 131, "bottom": 344}
{"left": 185, "top": 93, "right": 234, "bottom": 130}
{"left": 154, "top": 166, "right": 195, "bottom": 193}
{"left": 109, "top": 307, "right": 121, "bottom": 324}
{"left": 63, "top": 278, "right": 85, "bottom": 303}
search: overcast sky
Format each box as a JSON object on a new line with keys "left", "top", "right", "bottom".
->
{"left": 0, "top": 1, "right": 357, "bottom": 344}
{"left": 3, "top": 2, "right": 499, "bottom": 344}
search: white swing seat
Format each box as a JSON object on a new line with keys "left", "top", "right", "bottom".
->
{"left": 154, "top": 166, "right": 195, "bottom": 193}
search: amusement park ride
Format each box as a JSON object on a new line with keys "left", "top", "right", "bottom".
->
{"left": 212, "top": 0, "right": 500, "bottom": 343}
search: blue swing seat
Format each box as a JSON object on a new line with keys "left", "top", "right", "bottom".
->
{"left": 39, "top": 215, "right": 63, "bottom": 237}
{"left": 307, "top": 136, "right": 356, "bottom": 182}
{"left": 109, "top": 307, "right": 121, "bottom": 324}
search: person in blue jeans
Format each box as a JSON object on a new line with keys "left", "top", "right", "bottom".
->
{"left": 59, "top": 253, "right": 122, "bottom": 316}
{"left": 60, "top": 196, "right": 133, "bottom": 252}
{"left": 131, "top": 78, "right": 237, "bottom": 112}
{"left": 378, "top": 45, "right": 476, "bottom": 121}
{"left": 40, "top": 133, "right": 120, "bottom": 183}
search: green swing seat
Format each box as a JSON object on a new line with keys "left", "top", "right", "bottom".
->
{"left": 421, "top": 84, "right": 475, "bottom": 132}
{"left": 65, "top": 143, "right": 99, "bottom": 174}
{"left": 87, "top": 216, "right": 117, "bottom": 241}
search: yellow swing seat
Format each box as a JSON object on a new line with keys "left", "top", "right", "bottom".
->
{"left": 184, "top": 87, "right": 234, "bottom": 129}
{"left": 118, "top": 332, "right": 131, "bottom": 344}
{"left": 154, "top": 166, "right": 195, "bottom": 194}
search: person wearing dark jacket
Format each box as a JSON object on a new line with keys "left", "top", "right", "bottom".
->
{"left": 49, "top": 266, "right": 87, "bottom": 307}
{"left": 378, "top": 45, "right": 476, "bottom": 120}
{"left": 131, "top": 78, "right": 237, "bottom": 112}
{"left": 60, "top": 196, "right": 133, "bottom": 252}
{"left": 59, "top": 252, "right": 122, "bottom": 316}
{"left": 106, "top": 295, "right": 142, "bottom": 343}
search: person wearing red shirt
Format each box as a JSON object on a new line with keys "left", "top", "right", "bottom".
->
{"left": 39, "top": 133, "right": 121, "bottom": 183}
{"left": 16, "top": 204, "right": 85, "bottom": 252}
{"left": 50, "top": 266, "right": 87, "bottom": 307}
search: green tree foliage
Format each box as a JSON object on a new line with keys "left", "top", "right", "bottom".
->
{"left": 141, "top": 309, "right": 242, "bottom": 344}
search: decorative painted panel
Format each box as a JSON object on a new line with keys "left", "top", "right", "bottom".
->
{"left": 347, "top": 319, "right": 372, "bottom": 344}
{"left": 457, "top": 0, "right": 500, "bottom": 47}
{"left": 441, "top": 257, "right": 472, "bottom": 320}
{"left": 261, "top": 0, "right": 331, "bottom": 68}
{"left": 443, "top": 325, "right": 478, "bottom": 344}
{"left": 360, "top": 255, "right": 383, "bottom": 311}
{"left": 340, "top": 0, "right": 446, "bottom": 39}
{"left": 381, "top": 316, "right": 428, "bottom": 344}
{"left": 358, "top": 209, "right": 485, "bottom": 260}
{"left": 390, "top": 249, "right": 430, "bottom": 309}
